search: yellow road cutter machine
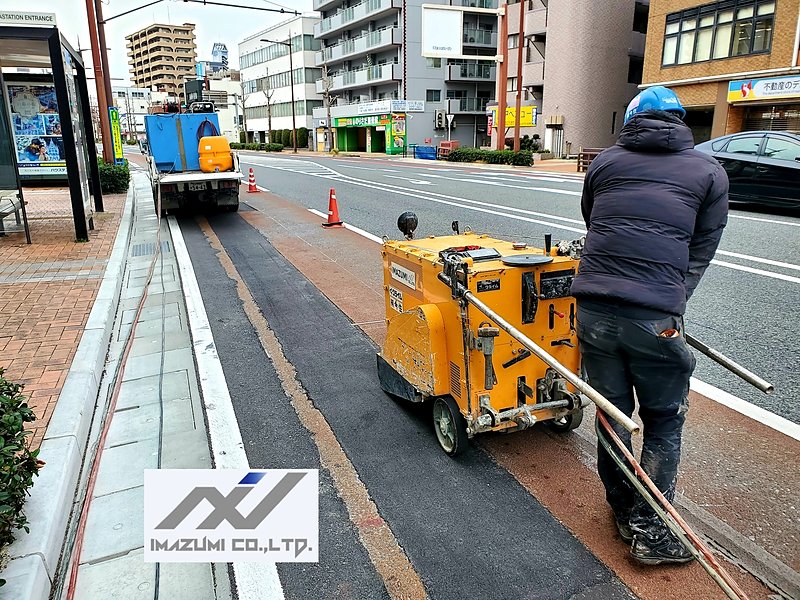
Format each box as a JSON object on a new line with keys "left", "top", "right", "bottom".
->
{"left": 377, "top": 213, "right": 590, "bottom": 456}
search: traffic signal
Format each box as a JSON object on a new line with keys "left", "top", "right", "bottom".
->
{"left": 434, "top": 109, "right": 445, "bottom": 130}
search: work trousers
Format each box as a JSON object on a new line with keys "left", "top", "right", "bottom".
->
{"left": 576, "top": 300, "right": 696, "bottom": 538}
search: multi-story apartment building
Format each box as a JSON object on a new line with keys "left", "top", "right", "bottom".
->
{"left": 125, "top": 23, "right": 198, "bottom": 103}
{"left": 311, "top": 0, "right": 499, "bottom": 154}
{"left": 491, "top": 0, "right": 649, "bottom": 156}
{"left": 239, "top": 15, "right": 323, "bottom": 145}
{"left": 642, "top": 0, "right": 800, "bottom": 141}
{"left": 110, "top": 86, "right": 153, "bottom": 138}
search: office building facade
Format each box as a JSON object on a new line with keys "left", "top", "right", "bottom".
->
{"left": 642, "top": 0, "right": 800, "bottom": 141}
{"left": 311, "top": 0, "right": 499, "bottom": 154}
{"left": 125, "top": 23, "right": 198, "bottom": 102}
{"left": 239, "top": 15, "right": 323, "bottom": 145}
{"left": 490, "top": 0, "right": 649, "bottom": 156}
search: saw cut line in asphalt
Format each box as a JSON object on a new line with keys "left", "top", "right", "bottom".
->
{"left": 194, "top": 216, "right": 426, "bottom": 600}
{"left": 196, "top": 211, "right": 636, "bottom": 600}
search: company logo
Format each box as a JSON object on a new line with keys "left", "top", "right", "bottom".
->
{"left": 390, "top": 262, "right": 417, "bottom": 290}
{"left": 145, "top": 469, "right": 319, "bottom": 563}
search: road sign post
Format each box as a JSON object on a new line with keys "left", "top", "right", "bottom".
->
{"left": 446, "top": 113, "right": 454, "bottom": 142}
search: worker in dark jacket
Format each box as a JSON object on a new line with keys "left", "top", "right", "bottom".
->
{"left": 571, "top": 86, "right": 728, "bottom": 565}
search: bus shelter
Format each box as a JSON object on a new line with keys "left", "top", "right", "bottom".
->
{"left": 0, "top": 23, "right": 103, "bottom": 241}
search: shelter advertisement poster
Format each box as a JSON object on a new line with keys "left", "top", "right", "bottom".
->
{"left": 4, "top": 81, "right": 67, "bottom": 176}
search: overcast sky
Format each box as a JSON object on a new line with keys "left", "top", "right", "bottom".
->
{"left": 3, "top": 0, "right": 314, "bottom": 87}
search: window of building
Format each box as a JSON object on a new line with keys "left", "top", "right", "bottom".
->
{"left": 426, "top": 57, "right": 442, "bottom": 68}
{"left": 662, "top": 0, "right": 774, "bottom": 66}
{"left": 762, "top": 135, "right": 800, "bottom": 161}
{"left": 446, "top": 90, "right": 467, "bottom": 99}
{"left": 507, "top": 77, "right": 518, "bottom": 91}
{"left": 508, "top": 34, "right": 519, "bottom": 49}
{"left": 627, "top": 56, "right": 643, "bottom": 84}
{"left": 426, "top": 89, "right": 441, "bottom": 102}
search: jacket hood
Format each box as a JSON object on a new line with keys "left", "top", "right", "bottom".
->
{"left": 616, "top": 110, "right": 695, "bottom": 153}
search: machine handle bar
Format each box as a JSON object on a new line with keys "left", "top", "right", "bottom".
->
{"left": 685, "top": 334, "right": 774, "bottom": 394}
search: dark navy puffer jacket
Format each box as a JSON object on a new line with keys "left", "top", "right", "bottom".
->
{"left": 571, "top": 111, "right": 729, "bottom": 316}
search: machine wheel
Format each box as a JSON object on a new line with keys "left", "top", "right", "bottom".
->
{"left": 547, "top": 407, "right": 584, "bottom": 433}
{"left": 432, "top": 396, "right": 468, "bottom": 456}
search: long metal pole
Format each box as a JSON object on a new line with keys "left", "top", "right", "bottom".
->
{"left": 85, "top": 0, "right": 113, "bottom": 163}
{"left": 94, "top": 0, "right": 114, "bottom": 118}
{"left": 513, "top": 0, "right": 524, "bottom": 152}
{"left": 495, "top": 1, "right": 508, "bottom": 151}
{"left": 685, "top": 334, "right": 774, "bottom": 394}
{"left": 288, "top": 36, "right": 297, "bottom": 154}
{"left": 459, "top": 285, "right": 640, "bottom": 434}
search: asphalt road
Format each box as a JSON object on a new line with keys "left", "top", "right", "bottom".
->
{"left": 241, "top": 154, "right": 800, "bottom": 424}
{"left": 178, "top": 211, "right": 635, "bottom": 600}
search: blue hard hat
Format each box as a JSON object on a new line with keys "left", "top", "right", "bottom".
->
{"left": 624, "top": 86, "right": 686, "bottom": 124}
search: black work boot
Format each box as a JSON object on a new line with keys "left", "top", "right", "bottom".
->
{"left": 615, "top": 516, "right": 633, "bottom": 543}
{"left": 631, "top": 531, "right": 694, "bottom": 565}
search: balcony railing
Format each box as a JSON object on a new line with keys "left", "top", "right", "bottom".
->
{"left": 315, "top": 27, "right": 401, "bottom": 66}
{"left": 315, "top": 62, "right": 401, "bottom": 93}
{"left": 313, "top": 0, "right": 341, "bottom": 10}
{"left": 454, "top": 0, "right": 497, "bottom": 7}
{"left": 315, "top": 0, "right": 401, "bottom": 38}
{"left": 463, "top": 28, "right": 495, "bottom": 46}
{"left": 446, "top": 63, "right": 496, "bottom": 81}
{"left": 448, "top": 97, "right": 490, "bottom": 113}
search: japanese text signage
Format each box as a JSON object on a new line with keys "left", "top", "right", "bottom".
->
{"left": 488, "top": 106, "right": 537, "bottom": 128}
{"left": 728, "top": 75, "right": 800, "bottom": 103}
{"left": 109, "top": 107, "right": 124, "bottom": 164}
{"left": 333, "top": 114, "right": 392, "bottom": 127}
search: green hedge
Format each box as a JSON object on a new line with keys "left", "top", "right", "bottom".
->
{"left": 446, "top": 148, "right": 533, "bottom": 166}
{"left": 0, "top": 368, "right": 41, "bottom": 564}
{"left": 230, "top": 142, "right": 284, "bottom": 152}
{"left": 97, "top": 157, "right": 131, "bottom": 194}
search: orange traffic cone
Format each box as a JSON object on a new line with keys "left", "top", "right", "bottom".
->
{"left": 322, "top": 188, "right": 343, "bottom": 228}
{"left": 247, "top": 168, "right": 257, "bottom": 193}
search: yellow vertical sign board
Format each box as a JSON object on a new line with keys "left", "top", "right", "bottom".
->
{"left": 108, "top": 107, "right": 124, "bottom": 164}
{"left": 490, "top": 105, "right": 536, "bottom": 128}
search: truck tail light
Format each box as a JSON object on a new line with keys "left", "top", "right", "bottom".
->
{"left": 161, "top": 184, "right": 178, "bottom": 193}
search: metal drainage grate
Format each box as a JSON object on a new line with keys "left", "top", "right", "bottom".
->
{"left": 130, "top": 240, "right": 171, "bottom": 257}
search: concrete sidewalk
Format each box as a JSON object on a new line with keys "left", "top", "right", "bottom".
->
{"left": 70, "top": 183, "right": 228, "bottom": 598}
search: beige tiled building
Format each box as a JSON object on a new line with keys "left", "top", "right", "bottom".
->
{"left": 642, "top": 0, "right": 800, "bottom": 141}
{"left": 126, "top": 23, "right": 198, "bottom": 102}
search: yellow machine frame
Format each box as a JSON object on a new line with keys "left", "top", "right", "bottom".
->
{"left": 378, "top": 228, "right": 586, "bottom": 455}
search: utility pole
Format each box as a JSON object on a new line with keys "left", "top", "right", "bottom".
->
{"left": 240, "top": 80, "right": 250, "bottom": 142}
{"left": 513, "top": 0, "right": 525, "bottom": 152}
{"left": 321, "top": 62, "right": 338, "bottom": 152}
{"left": 94, "top": 0, "right": 114, "bottom": 120}
{"left": 265, "top": 86, "right": 274, "bottom": 142}
{"left": 496, "top": 0, "right": 508, "bottom": 151}
{"left": 84, "top": 0, "right": 113, "bottom": 162}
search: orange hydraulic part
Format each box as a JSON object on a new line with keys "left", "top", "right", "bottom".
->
{"left": 247, "top": 168, "right": 257, "bottom": 193}
{"left": 322, "top": 188, "right": 343, "bottom": 228}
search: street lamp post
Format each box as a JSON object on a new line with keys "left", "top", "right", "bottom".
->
{"left": 261, "top": 36, "right": 297, "bottom": 154}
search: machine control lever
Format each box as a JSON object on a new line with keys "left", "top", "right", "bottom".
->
{"left": 502, "top": 348, "right": 532, "bottom": 369}
{"left": 477, "top": 323, "right": 500, "bottom": 390}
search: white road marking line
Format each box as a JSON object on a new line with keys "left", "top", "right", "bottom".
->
{"left": 256, "top": 185, "right": 270, "bottom": 192}
{"left": 308, "top": 208, "right": 384, "bottom": 243}
{"left": 384, "top": 175, "right": 433, "bottom": 185}
{"left": 302, "top": 210, "right": 800, "bottom": 439}
{"left": 716, "top": 250, "right": 800, "bottom": 272}
{"left": 452, "top": 177, "right": 582, "bottom": 196}
{"left": 728, "top": 213, "right": 800, "bottom": 227}
{"left": 168, "top": 217, "right": 285, "bottom": 600}
{"left": 690, "top": 378, "right": 800, "bottom": 442}
{"left": 709, "top": 259, "right": 800, "bottom": 284}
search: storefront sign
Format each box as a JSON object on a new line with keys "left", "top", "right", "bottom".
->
{"left": 109, "top": 107, "right": 124, "bottom": 164}
{"left": 0, "top": 11, "right": 56, "bottom": 27}
{"left": 4, "top": 80, "right": 66, "bottom": 176}
{"left": 356, "top": 100, "right": 425, "bottom": 115}
{"left": 728, "top": 75, "right": 800, "bottom": 103}
{"left": 488, "top": 105, "right": 537, "bottom": 128}
{"left": 421, "top": 6, "right": 464, "bottom": 58}
{"left": 333, "top": 114, "right": 392, "bottom": 127}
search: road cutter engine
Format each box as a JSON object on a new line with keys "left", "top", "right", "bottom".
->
{"left": 377, "top": 213, "right": 595, "bottom": 456}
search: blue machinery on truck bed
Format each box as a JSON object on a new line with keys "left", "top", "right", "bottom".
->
{"left": 386, "top": 214, "right": 773, "bottom": 600}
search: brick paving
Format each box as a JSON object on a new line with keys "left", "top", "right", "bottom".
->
{"left": 0, "top": 190, "right": 126, "bottom": 448}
